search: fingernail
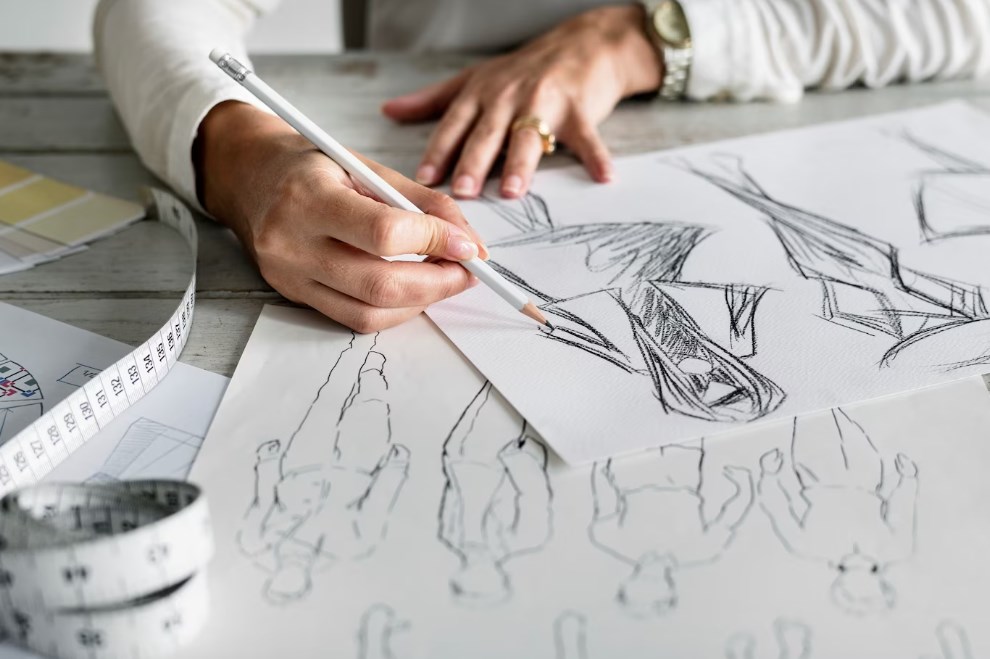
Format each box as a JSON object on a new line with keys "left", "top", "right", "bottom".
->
{"left": 452, "top": 175, "right": 475, "bottom": 197}
{"left": 447, "top": 237, "right": 479, "bottom": 261}
{"left": 416, "top": 164, "right": 436, "bottom": 185}
{"left": 468, "top": 276, "right": 480, "bottom": 288}
{"left": 501, "top": 175, "right": 522, "bottom": 197}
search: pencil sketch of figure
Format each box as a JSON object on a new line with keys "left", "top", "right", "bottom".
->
{"left": 438, "top": 380, "right": 552, "bottom": 606}
{"left": 482, "top": 195, "right": 785, "bottom": 424}
{"left": 684, "top": 156, "right": 990, "bottom": 372}
{"left": 589, "top": 441, "right": 754, "bottom": 617}
{"left": 87, "top": 417, "right": 203, "bottom": 482}
{"left": 554, "top": 611, "right": 589, "bottom": 659}
{"left": 724, "top": 619, "right": 813, "bottom": 659}
{"left": 357, "top": 604, "right": 409, "bottom": 659}
{"left": 238, "top": 333, "right": 410, "bottom": 604}
{"left": 757, "top": 409, "right": 918, "bottom": 615}
{"left": 899, "top": 131, "right": 990, "bottom": 242}
{"left": 919, "top": 620, "right": 974, "bottom": 659}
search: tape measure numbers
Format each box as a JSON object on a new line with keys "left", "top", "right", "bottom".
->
{"left": 0, "top": 189, "right": 215, "bottom": 659}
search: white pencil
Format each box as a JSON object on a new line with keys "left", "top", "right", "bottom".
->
{"left": 209, "top": 49, "right": 551, "bottom": 329}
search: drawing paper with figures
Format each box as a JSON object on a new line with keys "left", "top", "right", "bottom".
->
{"left": 429, "top": 101, "right": 990, "bottom": 464}
{"left": 188, "top": 304, "right": 990, "bottom": 659}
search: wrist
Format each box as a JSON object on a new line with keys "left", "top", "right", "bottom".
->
{"left": 194, "top": 101, "right": 301, "bottom": 233}
{"left": 609, "top": 5, "right": 664, "bottom": 97}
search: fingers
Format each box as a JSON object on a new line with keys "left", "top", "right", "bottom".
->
{"left": 415, "top": 98, "right": 479, "bottom": 186}
{"left": 364, "top": 157, "right": 489, "bottom": 258}
{"left": 381, "top": 71, "right": 470, "bottom": 124}
{"left": 299, "top": 280, "right": 427, "bottom": 334}
{"left": 451, "top": 103, "right": 516, "bottom": 199}
{"left": 500, "top": 126, "right": 546, "bottom": 199}
{"left": 562, "top": 114, "right": 613, "bottom": 183}
{"left": 323, "top": 187, "right": 479, "bottom": 261}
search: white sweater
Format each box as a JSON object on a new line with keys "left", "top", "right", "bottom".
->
{"left": 93, "top": 0, "right": 990, "bottom": 211}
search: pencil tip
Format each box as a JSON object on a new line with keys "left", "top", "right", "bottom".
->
{"left": 544, "top": 321, "right": 555, "bottom": 331}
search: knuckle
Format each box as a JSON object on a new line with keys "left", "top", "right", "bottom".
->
{"left": 368, "top": 213, "right": 402, "bottom": 254}
{"left": 431, "top": 194, "right": 460, "bottom": 220}
{"left": 365, "top": 269, "right": 405, "bottom": 307}
{"left": 349, "top": 308, "right": 389, "bottom": 334}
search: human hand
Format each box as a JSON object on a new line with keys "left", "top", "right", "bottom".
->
{"left": 195, "top": 102, "right": 488, "bottom": 333}
{"left": 382, "top": 5, "right": 662, "bottom": 199}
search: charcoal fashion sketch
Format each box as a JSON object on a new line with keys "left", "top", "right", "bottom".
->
{"left": 483, "top": 194, "right": 785, "bottom": 424}
{"left": 899, "top": 131, "right": 990, "bottom": 243}
{"left": 438, "top": 380, "right": 552, "bottom": 606}
{"left": 757, "top": 409, "right": 918, "bottom": 615}
{"left": 684, "top": 156, "right": 990, "bottom": 373}
{"left": 237, "top": 333, "right": 410, "bottom": 604}
{"left": 724, "top": 619, "right": 813, "bottom": 659}
{"left": 589, "top": 441, "right": 754, "bottom": 617}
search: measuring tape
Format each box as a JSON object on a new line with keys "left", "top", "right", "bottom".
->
{"left": 0, "top": 190, "right": 215, "bottom": 658}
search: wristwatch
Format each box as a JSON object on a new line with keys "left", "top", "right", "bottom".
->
{"left": 640, "top": 0, "right": 693, "bottom": 101}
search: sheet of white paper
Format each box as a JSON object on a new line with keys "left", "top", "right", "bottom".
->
{"left": 0, "top": 302, "right": 227, "bottom": 482}
{"left": 186, "top": 304, "right": 990, "bottom": 658}
{"left": 428, "top": 101, "right": 990, "bottom": 464}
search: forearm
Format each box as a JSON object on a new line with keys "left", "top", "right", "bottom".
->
{"left": 94, "top": 0, "right": 278, "bottom": 209}
{"left": 681, "top": 0, "right": 990, "bottom": 102}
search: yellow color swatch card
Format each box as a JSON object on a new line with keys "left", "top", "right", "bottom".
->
{"left": 0, "top": 160, "right": 144, "bottom": 274}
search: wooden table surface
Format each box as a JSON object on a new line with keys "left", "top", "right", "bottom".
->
{"left": 2, "top": 52, "right": 989, "bottom": 389}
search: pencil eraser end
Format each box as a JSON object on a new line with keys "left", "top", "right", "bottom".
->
{"left": 209, "top": 48, "right": 226, "bottom": 64}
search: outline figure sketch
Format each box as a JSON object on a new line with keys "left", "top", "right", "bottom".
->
{"left": 684, "top": 156, "right": 990, "bottom": 372}
{"left": 589, "top": 441, "right": 754, "bottom": 617}
{"left": 357, "top": 604, "right": 409, "bottom": 659}
{"left": 438, "top": 380, "right": 553, "bottom": 606}
{"left": 237, "top": 333, "right": 410, "bottom": 604}
{"left": 724, "top": 619, "right": 813, "bottom": 659}
{"left": 482, "top": 194, "right": 785, "bottom": 424}
{"left": 554, "top": 611, "right": 589, "bottom": 659}
{"left": 757, "top": 408, "right": 918, "bottom": 615}
{"left": 918, "top": 620, "right": 974, "bottom": 659}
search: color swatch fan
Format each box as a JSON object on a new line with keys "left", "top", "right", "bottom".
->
{"left": 0, "top": 160, "right": 144, "bottom": 274}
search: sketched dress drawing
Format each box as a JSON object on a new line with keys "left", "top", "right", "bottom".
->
{"left": 590, "top": 443, "right": 753, "bottom": 616}
{"left": 238, "top": 334, "right": 410, "bottom": 604}
{"left": 757, "top": 409, "right": 918, "bottom": 615}
{"left": 438, "top": 381, "right": 552, "bottom": 606}
{"left": 686, "top": 156, "right": 990, "bottom": 372}
{"left": 901, "top": 131, "right": 990, "bottom": 242}
{"left": 483, "top": 196, "right": 784, "bottom": 423}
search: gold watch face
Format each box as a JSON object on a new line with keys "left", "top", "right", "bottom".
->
{"left": 654, "top": 0, "right": 691, "bottom": 48}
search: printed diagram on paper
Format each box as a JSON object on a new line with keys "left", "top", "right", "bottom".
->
{"left": 428, "top": 101, "right": 990, "bottom": 464}
{"left": 187, "top": 303, "right": 990, "bottom": 659}
{"left": 0, "top": 302, "right": 226, "bottom": 486}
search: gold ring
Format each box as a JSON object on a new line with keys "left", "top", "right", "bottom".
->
{"left": 511, "top": 115, "right": 557, "bottom": 154}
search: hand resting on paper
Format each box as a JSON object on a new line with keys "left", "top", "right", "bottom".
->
{"left": 194, "top": 101, "right": 489, "bottom": 332}
{"left": 382, "top": 5, "right": 662, "bottom": 200}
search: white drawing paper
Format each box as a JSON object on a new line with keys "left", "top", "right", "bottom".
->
{"left": 0, "top": 302, "right": 227, "bottom": 482}
{"left": 185, "top": 304, "right": 990, "bottom": 659}
{"left": 428, "top": 102, "right": 990, "bottom": 464}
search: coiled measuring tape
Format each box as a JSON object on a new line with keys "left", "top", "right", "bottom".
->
{"left": 0, "top": 190, "right": 214, "bottom": 658}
